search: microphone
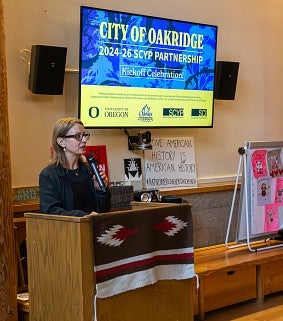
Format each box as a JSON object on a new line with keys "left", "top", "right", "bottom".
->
{"left": 86, "top": 154, "right": 107, "bottom": 193}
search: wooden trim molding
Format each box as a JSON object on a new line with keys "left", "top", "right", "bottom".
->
{"left": 160, "top": 181, "right": 240, "bottom": 196}
{"left": 12, "top": 182, "right": 240, "bottom": 214}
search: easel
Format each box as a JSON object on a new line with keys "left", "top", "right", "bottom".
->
{"left": 226, "top": 142, "right": 283, "bottom": 252}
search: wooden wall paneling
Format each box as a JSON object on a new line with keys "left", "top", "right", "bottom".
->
{"left": 0, "top": 0, "right": 18, "bottom": 319}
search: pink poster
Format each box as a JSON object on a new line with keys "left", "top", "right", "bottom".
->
{"left": 275, "top": 178, "right": 283, "bottom": 204}
{"left": 264, "top": 204, "right": 279, "bottom": 232}
{"left": 251, "top": 150, "right": 268, "bottom": 178}
{"left": 267, "top": 149, "right": 283, "bottom": 178}
{"left": 257, "top": 177, "right": 271, "bottom": 206}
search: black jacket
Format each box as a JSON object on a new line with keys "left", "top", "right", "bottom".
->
{"left": 39, "top": 162, "right": 111, "bottom": 216}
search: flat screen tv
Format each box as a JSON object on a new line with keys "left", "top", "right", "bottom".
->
{"left": 79, "top": 6, "right": 218, "bottom": 128}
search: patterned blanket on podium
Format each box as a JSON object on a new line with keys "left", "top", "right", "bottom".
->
{"left": 91, "top": 203, "right": 194, "bottom": 298}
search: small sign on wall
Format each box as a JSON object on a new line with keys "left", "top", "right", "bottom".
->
{"left": 12, "top": 186, "right": 39, "bottom": 204}
{"left": 124, "top": 158, "right": 142, "bottom": 181}
{"left": 144, "top": 137, "right": 197, "bottom": 190}
{"left": 123, "top": 158, "right": 143, "bottom": 191}
{"left": 85, "top": 145, "right": 109, "bottom": 179}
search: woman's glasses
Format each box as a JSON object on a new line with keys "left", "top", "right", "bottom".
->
{"left": 63, "top": 132, "right": 90, "bottom": 141}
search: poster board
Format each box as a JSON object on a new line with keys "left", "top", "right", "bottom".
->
{"left": 144, "top": 137, "right": 197, "bottom": 190}
{"left": 85, "top": 145, "right": 109, "bottom": 178}
{"left": 237, "top": 141, "right": 283, "bottom": 242}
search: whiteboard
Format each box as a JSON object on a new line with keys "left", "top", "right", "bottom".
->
{"left": 237, "top": 141, "right": 283, "bottom": 242}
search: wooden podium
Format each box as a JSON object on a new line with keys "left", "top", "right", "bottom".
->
{"left": 25, "top": 205, "right": 194, "bottom": 321}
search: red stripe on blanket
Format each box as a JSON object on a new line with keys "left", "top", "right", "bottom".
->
{"left": 96, "top": 252, "right": 194, "bottom": 280}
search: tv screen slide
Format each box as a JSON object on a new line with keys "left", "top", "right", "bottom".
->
{"left": 79, "top": 6, "right": 218, "bottom": 128}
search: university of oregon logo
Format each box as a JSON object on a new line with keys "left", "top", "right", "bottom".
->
{"left": 89, "top": 106, "right": 100, "bottom": 118}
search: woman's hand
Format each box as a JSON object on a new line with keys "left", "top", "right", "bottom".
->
{"left": 84, "top": 211, "right": 98, "bottom": 218}
{"left": 93, "top": 168, "right": 109, "bottom": 190}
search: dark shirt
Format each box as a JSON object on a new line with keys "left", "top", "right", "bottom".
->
{"left": 66, "top": 167, "right": 95, "bottom": 213}
{"left": 39, "top": 161, "right": 111, "bottom": 216}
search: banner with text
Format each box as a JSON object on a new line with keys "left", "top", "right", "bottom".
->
{"left": 144, "top": 137, "right": 197, "bottom": 190}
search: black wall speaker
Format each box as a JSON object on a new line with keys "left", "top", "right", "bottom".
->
{"left": 214, "top": 61, "right": 239, "bottom": 100}
{"left": 28, "top": 45, "right": 67, "bottom": 95}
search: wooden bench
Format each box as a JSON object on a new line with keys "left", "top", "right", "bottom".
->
{"left": 194, "top": 241, "right": 283, "bottom": 320}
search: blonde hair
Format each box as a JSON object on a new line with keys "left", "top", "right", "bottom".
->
{"left": 50, "top": 117, "right": 84, "bottom": 166}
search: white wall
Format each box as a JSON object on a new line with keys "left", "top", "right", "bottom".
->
{"left": 3, "top": 0, "right": 282, "bottom": 187}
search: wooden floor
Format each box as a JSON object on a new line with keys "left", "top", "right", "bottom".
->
{"left": 195, "top": 291, "right": 283, "bottom": 321}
